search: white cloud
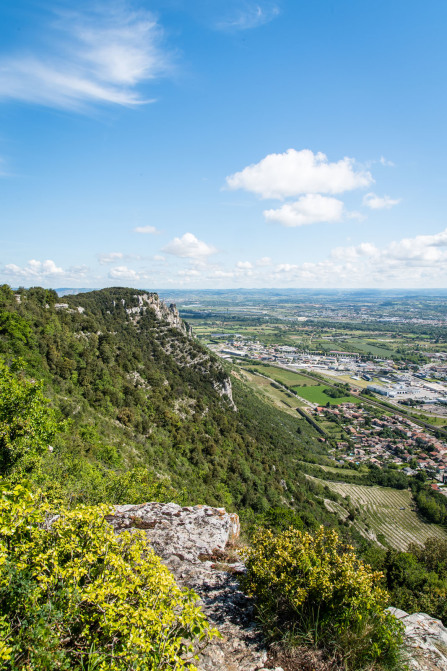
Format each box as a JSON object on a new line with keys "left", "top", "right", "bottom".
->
{"left": 0, "top": 4, "right": 169, "bottom": 111}
{"left": 363, "top": 192, "right": 401, "bottom": 210}
{"left": 210, "top": 270, "right": 235, "bottom": 278}
{"left": 2, "top": 259, "right": 89, "bottom": 282}
{"left": 226, "top": 149, "right": 372, "bottom": 199}
{"left": 380, "top": 156, "right": 395, "bottom": 167}
{"left": 153, "top": 255, "right": 165, "bottom": 262}
{"left": 98, "top": 252, "right": 124, "bottom": 264}
{"left": 264, "top": 194, "right": 345, "bottom": 227}
{"left": 108, "top": 265, "right": 139, "bottom": 280}
{"left": 133, "top": 225, "right": 160, "bottom": 234}
{"left": 98, "top": 252, "right": 144, "bottom": 264}
{"left": 256, "top": 256, "right": 272, "bottom": 266}
{"left": 265, "top": 228, "right": 447, "bottom": 287}
{"left": 4, "top": 259, "right": 63, "bottom": 277}
{"left": 163, "top": 233, "right": 217, "bottom": 259}
{"left": 178, "top": 269, "right": 201, "bottom": 277}
{"left": 216, "top": 3, "right": 280, "bottom": 31}
{"left": 236, "top": 261, "right": 253, "bottom": 269}
{"left": 275, "top": 263, "right": 299, "bottom": 273}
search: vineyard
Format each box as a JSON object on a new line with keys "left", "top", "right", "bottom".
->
{"left": 308, "top": 476, "right": 447, "bottom": 550}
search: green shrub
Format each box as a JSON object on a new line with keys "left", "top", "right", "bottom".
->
{"left": 0, "top": 485, "right": 217, "bottom": 670}
{"left": 241, "top": 526, "right": 404, "bottom": 670}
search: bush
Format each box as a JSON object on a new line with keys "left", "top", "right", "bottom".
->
{"left": 241, "top": 526, "right": 403, "bottom": 670}
{"left": 0, "top": 485, "right": 216, "bottom": 670}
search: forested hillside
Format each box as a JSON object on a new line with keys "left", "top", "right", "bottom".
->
{"left": 0, "top": 284, "right": 343, "bottom": 531}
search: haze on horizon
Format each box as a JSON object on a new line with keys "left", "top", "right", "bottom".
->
{"left": 1, "top": 0, "right": 447, "bottom": 290}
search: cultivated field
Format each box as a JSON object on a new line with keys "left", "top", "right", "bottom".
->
{"left": 241, "top": 364, "right": 318, "bottom": 387}
{"left": 308, "top": 476, "right": 447, "bottom": 550}
{"left": 293, "top": 384, "right": 361, "bottom": 406}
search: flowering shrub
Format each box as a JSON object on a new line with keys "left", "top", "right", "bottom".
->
{"left": 241, "top": 526, "right": 404, "bottom": 669}
{"left": 0, "top": 485, "right": 217, "bottom": 670}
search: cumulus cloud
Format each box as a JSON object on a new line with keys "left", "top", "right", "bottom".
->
{"left": 178, "top": 269, "right": 201, "bottom": 277}
{"left": 108, "top": 265, "right": 140, "bottom": 280}
{"left": 363, "top": 192, "right": 401, "bottom": 210}
{"left": 265, "top": 228, "right": 447, "bottom": 287}
{"left": 264, "top": 194, "right": 345, "bottom": 227}
{"left": 216, "top": 2, "right": 280, "bottom": 31}
{"left": 236, "top": 261, "right": 253, "bottom": 269}
{"left": 133, "top": 225, "right": 159, "bottom": 234}
{"left": 163, "top": 233, "right": 217, "bottom": 259}
{"left": 0, "top": 4, "right": 170, "bottom": 111}
{"left": 256, "top": 256, "right": 272, "bottom": 266}
{"left": 226, "top": 149, "right": 372, "bottom": 199}
{"left": 2, "top": 259, "right": 89, "bottom": 283}
{"left": 380, "top": 156, "right": 395, "bottom": 167}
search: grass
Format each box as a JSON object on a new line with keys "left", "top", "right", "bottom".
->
{"left": 241, "top": 364, "right": 319, "bottom": 387}
{"left": 293, "top": 385, "right": 361, "bottom": 406}
{"left": 234, "top": 369, "right": 306, "bottom": 417}
{"left": 307, "top": 476, "right": 447, "bottom": 550}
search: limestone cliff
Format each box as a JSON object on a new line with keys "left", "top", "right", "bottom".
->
{"left": 123, "top": 292, "right": 235, "bottom": 407}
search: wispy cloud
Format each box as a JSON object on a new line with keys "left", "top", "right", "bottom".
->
{"left": 216, "top": 2, "right": 280, "bottom": 31}
{"left": 363, "top": 192, "right": 401, "bottom": 210}
{"left": 0, "top": 4, "right": 171, "bottom": 111}
{"left": 133, "top": 225, "right": 160, "bottom": 234}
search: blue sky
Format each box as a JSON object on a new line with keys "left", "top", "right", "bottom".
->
{"left": 1, "top": 0, "right": 447, "bottom": 288}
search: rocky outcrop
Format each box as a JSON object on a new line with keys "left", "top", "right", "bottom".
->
{"left": 214, "top": 377, "right": 237, "bottom": 411}
{"left": 124, "top": 293, "right": 190, "bottom": 334}
{"left": 388, "top": 608, "right": 447, "bottom": 671}
{"left": 107, "top": 502, "right": 269, "bottom": 671}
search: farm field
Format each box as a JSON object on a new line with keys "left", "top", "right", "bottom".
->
{"left": 240, "top": 364, "right": 319, "bottom": 387}
{"left": 234, "top": 369, "right": 306, "bottom": 417}
{"left": 293, "top": 384, "right": 361, "bottom": 406}
{"left": 309, "top": 476, "right": 447, "bottom": 550}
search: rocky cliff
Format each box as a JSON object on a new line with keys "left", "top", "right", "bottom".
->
{"left": 107, "top": 503, "right": 447, "bottom": 671}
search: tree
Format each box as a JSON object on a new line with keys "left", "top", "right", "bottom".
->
{"left": 0, "top": 360, "right": 63, "bottom": 476}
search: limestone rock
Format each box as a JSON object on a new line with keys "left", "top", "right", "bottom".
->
{"left": 107, "top": 502, "right": 269, "bottom": 671}
{"left": 388, "top": 608, "right": 447, "bottom": 671}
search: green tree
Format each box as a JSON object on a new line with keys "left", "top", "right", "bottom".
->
{"left": 0, "top": 360, "right": 63, "bottom": 476}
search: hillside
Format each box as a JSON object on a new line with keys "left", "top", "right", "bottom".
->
{"left": 0, "top": 284, "right": 346, "bottom": 532}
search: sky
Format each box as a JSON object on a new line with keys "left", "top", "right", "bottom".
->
{"left": 1, "top": 0, "right": 447, "bottom": 289}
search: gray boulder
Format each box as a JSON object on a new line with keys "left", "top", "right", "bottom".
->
{"left": 388, "top": 608, "right": 447, "bottom": 670}
{"left": 107, "top": 502, "right": 268, "bottom": 671}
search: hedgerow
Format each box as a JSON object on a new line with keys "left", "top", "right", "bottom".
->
{"left": 0, "top": 485, "right": 217, "bottom": 670}
{"left": 241, "top": 526, "right": 404, "bottom": 670}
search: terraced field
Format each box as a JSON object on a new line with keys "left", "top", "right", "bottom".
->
{"left": 308, "top": 476, "right": 447, "bottom": 550}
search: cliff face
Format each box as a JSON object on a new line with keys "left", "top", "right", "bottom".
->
{"left": 107, "top": 504, "right": 447, "bottom": 671}
{"left": 121, "top": 292, "right": 189, "bottom": 334}
{"left": 122, "top": 292, "right": 235, "bottom": 407}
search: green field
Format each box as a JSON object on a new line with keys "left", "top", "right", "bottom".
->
{"left": 240, "top": 364, "right": 319, "bottom": 387}
{"left": 308, "top": 476, "right": 447, "bottom": 551}
{"left": 293, "top": 384, "right": 360, "bottom": 406}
